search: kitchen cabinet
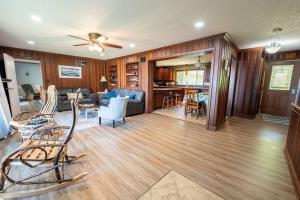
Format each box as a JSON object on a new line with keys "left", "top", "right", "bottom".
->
{"left": 155, "top": 67, "right": 174, "bottom": 81}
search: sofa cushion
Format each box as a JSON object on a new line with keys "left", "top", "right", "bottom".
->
{"left": 57, "top": 88, "right": 73, "bottom": 95}
{"left": 63, "top": 100, "right": 71, "bottom": 104}
{"left": 79, "top": 88, "right": 91, "bottom": 97}
{"left": 79, "top": 98, "right": 92, "bottom": 104}
{"left": 106, "top": 91, "right": 117, "bottom": 99}
{"left": 128, "top": 99, "right": 139, "bottom": 103}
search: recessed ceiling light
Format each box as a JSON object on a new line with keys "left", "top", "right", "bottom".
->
{"left": 194, "top": 21, "right": 204, "bottom": 28}
{"left": 30, "top": 14, "right": 42, "bottom": 22}
{"left": 129, "top": 43, "right": 135, "bottom": 48}
{"left": 100, "top": 53, "right": 104, "bottom": 56}
{"left": 27, "top": 41, "right": 35, "bottom": 45}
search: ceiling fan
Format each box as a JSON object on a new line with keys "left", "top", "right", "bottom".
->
{"left": 67, "top": 32, "right": 122, "bottom": 53}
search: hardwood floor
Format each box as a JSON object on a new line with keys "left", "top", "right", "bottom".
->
{"left": 153, "top": 106, "right": 207, "bottom": 125}
{"left": 0, "top": 114, "right": 296, "bottom": 200}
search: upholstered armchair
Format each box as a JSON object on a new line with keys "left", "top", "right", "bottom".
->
{"left": 98, "top": 97, "right": 129, "bottom": 128}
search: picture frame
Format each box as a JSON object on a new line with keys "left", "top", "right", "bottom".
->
{"left": 58, "top": 65, "right": 82, "bottom": 79}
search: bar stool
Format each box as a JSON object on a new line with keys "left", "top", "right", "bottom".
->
{"left": 162, "top": 95, "right": 173, "bottom": 109}
{"left": 173, "top": 93, "right": 182, "bottom": 107}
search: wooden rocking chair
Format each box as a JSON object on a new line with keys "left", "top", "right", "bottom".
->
{"left": 0, "top": 90, "right": 88, "bottom": 199}
{"left": 11, "top": 85, "right": 57, "bottom": 127}
{"left": 10, "top": 85, "right": 58, "bottom": 139}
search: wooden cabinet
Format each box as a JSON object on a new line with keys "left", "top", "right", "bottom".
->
{"left": 155, "top": 67, "right": 164, "bottom": 81}
{"left": 155, "top": 67, "right": 174, "bottom": 81}
{"left": 153, "top": 88, "right": 184, "bottom": 109}
{"left": 285, "top": 104, "right": 300, "bottom": 198}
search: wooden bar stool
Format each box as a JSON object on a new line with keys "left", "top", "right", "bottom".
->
{"left": 173, "top": 93, "right": 182, "bottom": 107}
{"left": 162, "top": 95, "right": 173, "bottom": 109}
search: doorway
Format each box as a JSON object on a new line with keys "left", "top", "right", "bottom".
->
{"left": 151, "top": 51, "right": 212, "bottom": 126}
{"left": 260, "top": 61, "right": 300, "bottom": 117}
{"left": 14, "top": 59, "right": 43, "bottom": 112}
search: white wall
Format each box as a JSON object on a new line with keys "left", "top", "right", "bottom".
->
{"left": 15, "top": 62, "right": 43, "bottom": 88}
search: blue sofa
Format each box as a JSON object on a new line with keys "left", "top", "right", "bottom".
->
{"left": 98, "top": 88, "right": 145, "bottom": 116}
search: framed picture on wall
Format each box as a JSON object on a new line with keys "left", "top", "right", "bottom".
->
{"left": 58, "top": 65, "right": 82, "bottom": 79}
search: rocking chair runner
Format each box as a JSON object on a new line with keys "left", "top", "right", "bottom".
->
{"left": 0, "top": 90, "right": 88, "bottom": 199}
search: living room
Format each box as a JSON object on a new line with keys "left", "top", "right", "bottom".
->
{"left": 0, "top": 0, "right": 300, "bottom": 199}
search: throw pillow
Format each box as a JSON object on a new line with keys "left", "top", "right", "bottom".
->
{"left": 67, "top": 92, "right": 83, "bottom": 100}
{"left": 127, "top": 93, "right": 135, "bottom": 99}
{"left": 106, "top": 91, "right": 117, "bottom": 99}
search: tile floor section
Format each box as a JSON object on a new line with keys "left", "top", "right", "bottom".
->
{"left": 138, "top": 170, "right": 224, "bottom": 200}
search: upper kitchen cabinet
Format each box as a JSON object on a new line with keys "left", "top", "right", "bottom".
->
{"left": 155, "top": 67, "right": 174, "bottom": 81}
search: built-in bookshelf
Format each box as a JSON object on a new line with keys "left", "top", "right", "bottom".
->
{"left": 107, "top": 65, "right": 118, "bottom": 90}
{"left": 126, "top": 62, "right": 140, "bottom": 89}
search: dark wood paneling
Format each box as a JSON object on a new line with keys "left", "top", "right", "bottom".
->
{"left": 265, "top": 50, "right": 300, "bottom": 62}
{"left": 106, "top": 33, "right": 238, "bottom": 130}
{"left": 233, "top": 48, "right": 264, "bottom": 118}
{"left": 0, "top": 46, "right": 105, "bottom": 93}
{"left": 285, "top": 104, "right": 300, "bottom": 200}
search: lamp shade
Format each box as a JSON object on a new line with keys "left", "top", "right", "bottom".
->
{"left": 100, "top": 76, "right": 107, "bottom": 82}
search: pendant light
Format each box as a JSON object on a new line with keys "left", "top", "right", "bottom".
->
{"left": 265, "top": 28, "right": 282, "bottom": 54}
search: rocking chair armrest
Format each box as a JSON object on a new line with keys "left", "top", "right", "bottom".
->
{"left": 13, "top": 112, "right": 37, "bottom": 121}
{"left": 33, "top": 114, "right": 53, "bottom": 118}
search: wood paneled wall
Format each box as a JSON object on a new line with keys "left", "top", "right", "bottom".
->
{"left": 285, "top": 104, "right": 300, "bottom": 199}
{"left": 105, "top": 33, "right": 238, "bottom": 130}
{"left": 265, "top": 50, "right": 300, "bottom": 62}
{"left": 233, "top": 48, "right": 264, "bottom": 118}
{"left": 0, "top": 46, "right": 105, "bottom": 93}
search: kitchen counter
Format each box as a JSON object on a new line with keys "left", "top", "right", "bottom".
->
{"left": 153, "top": 87, "right": 184, "bottom": 91}
{"left": 153, "top": 86, "right": 209, "bottom": 110}
{"left": 153, "top": 86, "right": 209, "bottom": 91}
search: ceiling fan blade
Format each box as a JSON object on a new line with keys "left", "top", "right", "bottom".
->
{"left": 67, "top": 35, "right": 90, "bottom": 42}
{"left": 102, "top": 43, "right": 122, "bottom": 49}
{"left": 73, "top": 43, "right": 90, "bottom": 46}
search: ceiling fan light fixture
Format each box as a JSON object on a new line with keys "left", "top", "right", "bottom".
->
{"left": 96, "top": 45, "right": 104, "bottom": 53}
{"left": 265, "top": 42, "right": 281, "bottom": 54}
{"left": 97, "top": 36, "right": 107, "bottom": 43}
{"left": 88, "top": 44, "right": 95, "bottom": 52}
{"left": 89, "top": 44, "right": 104, "bottom": 53}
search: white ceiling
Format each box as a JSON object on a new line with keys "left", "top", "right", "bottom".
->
{"left": 0, "top": 0, "right": 299, "bottom": 60}
{"left": 156, "top": 54, "right": 212, "bottom": 66}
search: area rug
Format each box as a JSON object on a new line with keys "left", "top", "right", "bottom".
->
{"left": 138, "top": 170, "right": 224, "bottom": 200}
{"left": 260, "top": 113, "right": 290, "bottom": 126}
{"left": 53, "top": 110, "right": 114, "bottom": 131}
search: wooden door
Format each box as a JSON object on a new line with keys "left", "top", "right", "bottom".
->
{"left": 3, "top": 53, "right": 20, "bottom": 117}
{"left": 260, "top": 61, "right": 300, "bottom": 116}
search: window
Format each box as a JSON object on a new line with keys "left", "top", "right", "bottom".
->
{"left": 176, "top": 70, "right": 204, "bottom": 86}
{"left": 269, "top": 65, "right": 293, "bottom": 90}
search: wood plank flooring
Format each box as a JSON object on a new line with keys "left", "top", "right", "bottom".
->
{"left": 0, "top": 113, "right": 296, "bottom": 200}
{"left": 153, "top": 106, "right": 207, "bottom": 125}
